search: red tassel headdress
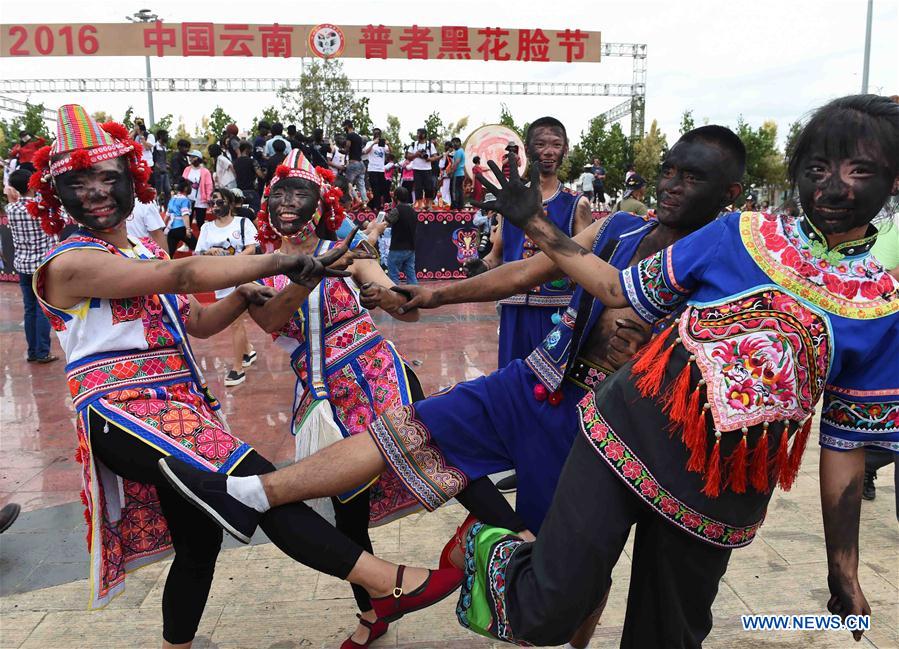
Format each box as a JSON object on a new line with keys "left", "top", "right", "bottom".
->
{"left": 27, "top": 104, "right": 155, "bottom": 236}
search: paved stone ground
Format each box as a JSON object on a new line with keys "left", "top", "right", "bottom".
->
{"left": 1, "top": 283, "right": 897, "bottom": 648}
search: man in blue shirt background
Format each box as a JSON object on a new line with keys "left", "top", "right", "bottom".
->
{"left": 451, "top": 136, "right": 466, "bottom": 209}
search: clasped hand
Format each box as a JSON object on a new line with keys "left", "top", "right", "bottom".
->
{"left": 281, "top": 227, "right": 374, "bottom": 288}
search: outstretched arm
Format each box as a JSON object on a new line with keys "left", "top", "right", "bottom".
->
{"left": 43, "top": 228, "right": 363, "bottom": 310}
{"left": 819, "top": 447, "right": 870, "bottom": 642}
{"left": 473, "top": 157, "right": 627, "bottom": 308}
{"left": 396, "top": 220, "right": 601, "bottom": 312}
{"left": 188, "top": 285, "right": 276, "bottom": 338}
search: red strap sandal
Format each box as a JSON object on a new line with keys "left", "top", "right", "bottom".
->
{"left": 438, "top": 512, "right": 479, "bottom": 569}
{"left": 370, "top": 565, "right": 464, "bottom": 623}
{"left": 339, "top": 614, "right": 389, "bottom": 649}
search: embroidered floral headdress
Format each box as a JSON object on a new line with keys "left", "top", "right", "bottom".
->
{"left": 27, "top": 104, "right": 155, "bottom": 236}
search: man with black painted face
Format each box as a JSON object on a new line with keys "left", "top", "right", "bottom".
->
{"left": 156, "top": 126, "right": 748, "bottom": 648}
{"left": 29, "top": 105, "right": 464, "bottom": 649}
{"left": 467, "top": 117, "right": 594, "bottom": 371}
{"left": 438, "top": 94, "right": 898, "bottom": 648}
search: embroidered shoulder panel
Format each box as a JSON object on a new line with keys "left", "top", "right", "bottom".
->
{"left": 680, "top": 288, "right": 830, "bottom": 432}
{"left": 741, "top": 212, "right": 899, "bottom": 319}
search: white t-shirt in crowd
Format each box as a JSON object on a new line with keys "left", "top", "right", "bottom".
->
{"left": 579, "top": 172, "right": 595, "bottom": 193}
{"left": 136, "top": 132, "right": 155, "bottom": 167}
{"left": 367, "top": 144, "right": 388, "bottom": 173}
{"left": 186, "top": 167, "right": 207, "bottom": 208}
{"left": 126, "top": 200, "right": 166, "bottom": 240}
{"left": 330, "top": 150, "right": 347, "bottom": 170}
{"left": 216, "top": 154, "right": 236, "bottom": 188}
{"left": 406, "top": 141, "right": 437, "bottom": 171}
{"left": 195, "top": 217, "right": 259, "bottom": 299}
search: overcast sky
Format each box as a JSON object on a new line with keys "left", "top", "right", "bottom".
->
{"left": 2, "top": 0, "right": 898, "bottom": 148}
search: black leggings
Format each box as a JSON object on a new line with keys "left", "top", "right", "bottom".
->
{"left": 166, "top": 226, "right": 196, "bottom": 257}
{"left": 88, "top": 410, "right": 364, "bottom": 645}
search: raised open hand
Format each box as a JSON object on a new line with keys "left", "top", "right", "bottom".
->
{"left": 471, "top": 153, "right": 544, "bottom": 230}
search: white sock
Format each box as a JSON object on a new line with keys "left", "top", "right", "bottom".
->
{"left": 226, "top": 475, "right": 271, "bottom": 513}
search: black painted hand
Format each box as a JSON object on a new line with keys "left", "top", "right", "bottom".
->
{"left": 359, "top": 282, "right": 392, "bottom": 311}
{"left": 605, "top": 318, "right": 652, "bottom": 369}
{"left": 471, "top": 153, "right": 543, "bottom": 230}
{"left": 237, "top": 283, "right": 278, "bottom": 306}
{"left": 282, "top": 227, "right": 362, "bottom": 288}
{"left": 826, "top": 571, "right": 870, "bottom": 641}
{"left": 462, "top": 257, "right": 489, "bottom": 277}
{"left": 390, "top": 284, "right": 437, "bottom": 313}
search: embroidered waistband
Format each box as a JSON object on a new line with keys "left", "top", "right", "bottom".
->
{"left": 67, "top": 348, "right": 191, "bottom": 408}
{"left": 566, "top": 357, "right": 612, "bottom": 390}
{"left": 291, "top": 315, "right": 382, "bottom": 376}
{"left": 498, "top": 293, "right": 573, "bottom": 308}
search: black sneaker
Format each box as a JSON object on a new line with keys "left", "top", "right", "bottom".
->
{"left": 496, "top": 473, "right": 518, "bottom": 493}
{"left": 0, "top": 503, "right": 21, "bottom": 533}
{"left": 157, "top": 457, "right": 259, "bottom": 543}
{"left": 224, "top": 369, "right": 246, "bottom": 386}
{"left": 862, "top": 471, "right": 876, "bottom": 501}
{"left": 242, "top": 351, "right": 258, "bottom": 368}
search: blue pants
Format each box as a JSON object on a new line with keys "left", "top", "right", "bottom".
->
{"left": 369, "top": 359, "right": 584, "bottom": 532}
{"left": 387, "top": 249, "right": 418, "bottom": 284}
{"left": 498, "top": 304, "right": 560, "bottom": 369}
{"left": 18, "top": 273, "right": 51, "bottom": 359}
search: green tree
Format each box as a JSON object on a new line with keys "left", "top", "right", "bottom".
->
{"left": 410, "top": 111, "right": 444, "bottom": 142}
{"left": 349, "top": 96, "right": 374, "bottom": 136}
{"left": 567, "top": 115, "right": 632, "bottom": 196}
{"left": 0, "top": 102, "right": 52, "bottom": 159}
{"left": 122, "top": 106, "right": 135, "bottom": 130}
{"left": 173, "top": 118, "right": 192, "bottom": 144}
{"left": 632, "top": 119, "right": 668, "bottom": 203}
{"left": 279, "top": 58, "right": 356, "bottom": 138}
{"left": 444, "top": 116, "right": 470, "bottom": 140}
{"left": 736, "top": 117, "right": 787, "bottom": 198}
{"left": 783, "top": 120, "right": 803, "bottom": 168}
{"left": 384, "top": 114, "right": 403, "bottom": 158}
{"left": 499, "top": 103, "right": 524, "bottom": 138}
{"left": 151, "top": 114, "right": 174, "bottom": 133}
{"left": 203, "top": 106, "right": 235, "bottom": 145}
{"left": 252, "top": 106, "right": 282, "bottom": 135}
{"left": 679, "top": 110, "right": 695, "bottom": 135}
{"left": 91, "top": 111, "right": 113, "bottom": 125}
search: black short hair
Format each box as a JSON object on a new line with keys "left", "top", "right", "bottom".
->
{"left": 679, "top": 125, "right": 747, "bottom": 182}
{"left": 525, "top": 117, "right": 567, "bottom": 147}
{"left": 211, "top": 187, "right": 235, "bottom": 204}
{"left": 257, "top": 120, "right": 270, "bottom": 132}
{"left": 394, "top": 186, "right": 412, "bottom": 203}
{"left": 176, "top": 178, "right": 191, "bottom": 193}
{"left": 155, "top": 129, "right": 168, "bottom": 141}
{"left": 788, "top": 94, "right": 899, "bottom": 185}
{"left": 8, "top": 168, "right": 31, "bottom": 195}
{"left": 343, "top": 119, "right": 354, "bottom": 129}
{"left": 472, "top": 155, "right": 480, "bottom": 164}
{"left": 313, "top": 127, "right": 323, "bottom": 140}
{"left": 272, "top": 138, "right": 287, "bottom": 153}
{"left": 239, "top": 142, "right": 252, "bottom": 154}
{"left": 177, "top": 139, "right": 191, "bottom": 149}
{"left": 287, "top": 124, "right": 297, "bottom": 134}
{"left": 208, "top": 143, "right": 222, "bottom": 158}
{"left": 271, "top": 122, "right": 284, "bottom": 136}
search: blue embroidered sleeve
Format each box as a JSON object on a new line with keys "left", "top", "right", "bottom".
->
{"left": 820, "top": 319, "right": 899, "bottom": 453}
{"left": 620, "top": 216, "right": 728, "bottom": 323}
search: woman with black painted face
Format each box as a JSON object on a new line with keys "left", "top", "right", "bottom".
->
{"left": 28, "top": 106, "right": 466, "bottom": 649}
{"left": 243, "top": 150, "right": 449, "bottom": 648}
{"left": 194, "top": 188, "right": 258, "bottom": 386}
